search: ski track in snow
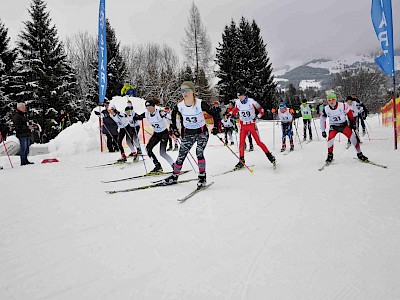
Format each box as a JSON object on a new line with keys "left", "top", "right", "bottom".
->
{"left": 1, "top": 107, "right": 400, "bottom": 299}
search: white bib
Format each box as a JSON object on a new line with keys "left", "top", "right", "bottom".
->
{"left": 145, "top": 109, "right": 167, "bottom": 133}
{"left": 178, "top": 99, "right": 206, "bottom": 129}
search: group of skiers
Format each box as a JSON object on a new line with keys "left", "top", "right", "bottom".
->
{"left": 273, "top": 92, "right": 369, "bottom": 163}
{"left": 94, "top": 80, "right": 372, "bottom": 188}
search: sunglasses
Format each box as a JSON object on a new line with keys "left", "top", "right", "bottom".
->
{"left": 279, "top": 106, "right": 285, "bottom": 109}
{"left": 180, "top": 88, "right": 192, "bottom": 93}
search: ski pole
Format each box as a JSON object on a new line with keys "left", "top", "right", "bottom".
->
{"left": 143, "top": 127, "right": 198, "bottom": 171}
{"left": 215, "top": 134, "right": 253, "bottom": 173}
{"left": 131, "top": 124, "right": 148, "bottom": 173}
{"left": 0, "top": 132, "right": 13, "bottom": 168}
{"left": 293, "top": 119, "right": 303, "bottom": 149}
{"left": 312, "top": 118, "right": 320, "bottom": 140}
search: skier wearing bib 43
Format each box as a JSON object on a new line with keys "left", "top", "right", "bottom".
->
{"left": 162, "top": 81, "right": 218, "bottom": 188}
{"left": 229, "top": 87, "right": 275, "bottom": 169}
{"left": 320, "top": 92, "right": 368, "bottom": 163}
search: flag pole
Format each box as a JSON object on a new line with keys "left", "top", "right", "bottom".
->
{"left": 393, "top": 76, "right": 397, "bottom": 150}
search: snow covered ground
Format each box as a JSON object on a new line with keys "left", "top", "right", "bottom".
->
{"left": 1, "top": 110, "right": 399, "bottom": 299}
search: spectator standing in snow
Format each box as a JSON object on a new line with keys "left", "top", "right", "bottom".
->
{"left": 0, "top": 118, "right": 10, "bottom": 170}
{"left": 12, "top": 103, "right": 35, "bottom": 166}
{"left": 121, "top": 80, "right": 137, "bottom": 97}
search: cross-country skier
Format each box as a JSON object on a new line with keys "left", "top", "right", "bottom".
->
{"left": 276, "top": 102, "right": 294, "bottom": 152}
{"left": 134, "top": 98, "right": 175, "bottom": 173}
{"left": 320, "top": 92, "right": 368, "bottom": 163}
{"left": 297, "top": 98, "right": 314, "bottom": 141}
{"left": 161, "top": 81, "right": 218, "bottom": 187}
{"left": 107, "top": 106, "right": 137, "bottom": 162}
{"left": 124, "top": 106, "right": 142, "bottom": 157}
{"left": 221, "top": 112, "right": 234, "bottom": 145}
{"left": 228, "top": 86, "right": 275, "bottom": 169}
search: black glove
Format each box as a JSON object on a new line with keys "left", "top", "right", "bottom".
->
{"left": 322, "top": 131, "right": 327, "bottom": 138}
{"left": 94, "top": 111, "right": 100, "bottom": 116}
{"left": 211, "top": 127, "right": 218, "bottom": 135}
{"left": 172, "top": 128, "right": 180, "bottom": 138}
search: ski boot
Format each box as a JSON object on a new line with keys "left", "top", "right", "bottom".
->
{"left": 249, "top": 144, "right": 254, "bottom": 152}
{"left": 173, "top": 144, "right": 179, "bottom": 151}
{"left": 166, "top": 145, "right": 172, "bottom": 151}
{"left": 266, "top": 152, "right": 276, "bottom": 164}
{"left": 117, "top": 153, "right": 127, "bottom": 163}
{"left": 224, "top": 139, "right": 228, "bottom": 145}
{"left": 150, "top": 162, "right": 163, "bottom": 173}
{"left": 290, "top": 145, "right": 294, "bottom": 151}
{"left": 161, "top": 173, "right": 178, "bottom": 185}
{"left": 234, "top": 157, "right": 245, "bottom": 169}
{"left": 326, "top": 152, "right": 333, "bottom": 163}
{"left": 137, "top": 148, "right": 142, "bottom": 155}
{"left": 230, "top": 141, "right": 234, "bottom": 146}
{"left": 197, "top": 172, "right": 207, "bottom": 188}
{"left": 357, "top": 152, "right": 368, "bottom": 162}
{"left": 280, "top": 145, "right": 286, "bottom": 152}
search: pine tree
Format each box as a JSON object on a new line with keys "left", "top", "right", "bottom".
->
{"left": 215, "top": 17, "right": 277, "bottom": 109}
{"left": 12, "top": 0, "right": 77, "bottom": 141}
{"left": 248, "top": 20, "right": 276, "bottom": 109}
{"left": 215, "top": 20, "right": 239, "bottom": 102}
{"left": 0, "top": 19, "right": 17, "bottom": 121}
{"left": 104, "top": 19, "right": 127, "bottom": 99}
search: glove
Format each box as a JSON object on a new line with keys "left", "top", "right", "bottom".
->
{"left": 211, "top": 127, "right": 218, "bottom": 135}
{"left": 94, "top": 111, "right": 100, "bottom": 116}
{"left": 322, "top": 131, "right": 327, "bottom": 138}
{"left": 172, "top": 128, "right": 180, "bottom": 138}
{"left": 349, "top": 121, "right": 356, "bottom": 130}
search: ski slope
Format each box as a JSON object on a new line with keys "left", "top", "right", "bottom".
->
{"left": 1, "top": 112, "right": 399, "bottom": 300}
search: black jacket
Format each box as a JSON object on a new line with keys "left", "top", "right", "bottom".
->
{"left": 12, "top": 110, "right": 31, "bottom": 138}
{"left": 101, "top": 109, "right": 118, "bottom": 136}
{"left": 0, "top": 119, "right": 9, "bottom": 141}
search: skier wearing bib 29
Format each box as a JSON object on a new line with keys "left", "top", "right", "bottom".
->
{"left": 162, "top": 81, "right": 218, "bottom": 188}
{"left": 228, "top": 87, "right": 275, "bottom": 169}
{"left": 320, "top": 92, "right": 368, "bottom": 163}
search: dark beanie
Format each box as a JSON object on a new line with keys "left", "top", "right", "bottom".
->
{"left": 181, "top": 81, "right": 195, "bottom": 91}
{"left": 145, "top": 100, "right": 155, "bottom": 107}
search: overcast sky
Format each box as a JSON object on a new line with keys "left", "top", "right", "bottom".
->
{"left": 1, "top": 0, "right": 400, "bottom": 69}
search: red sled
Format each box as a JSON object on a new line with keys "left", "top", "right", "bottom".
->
{"left": 41, "top": 158, "right": 59, "bottom": 164}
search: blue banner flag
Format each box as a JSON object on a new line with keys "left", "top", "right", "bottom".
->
{"left": 98, "top": 0, "right": 107, "bottom": 102}
{"left": 371, "top": 0, "right": 395, "bottom": 76}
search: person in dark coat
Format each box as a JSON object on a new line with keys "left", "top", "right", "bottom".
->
{"left": 0, "top": 118, "right": 10, "bottom": 170}
{"left": 98, "top": 100, "right": 119, "bottom": 152}
{"left": 12, "top": 103, "right": 35, "bottom": 165}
